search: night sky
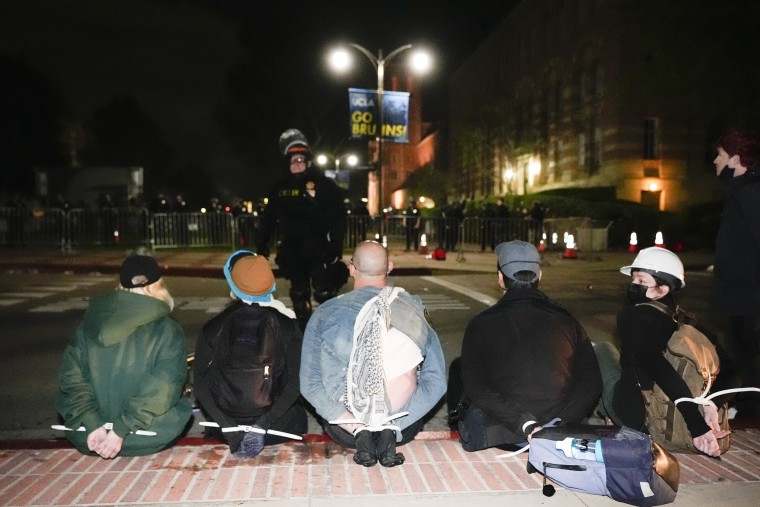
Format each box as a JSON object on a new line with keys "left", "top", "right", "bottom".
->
{"left": 0, "top": 0, "right": 515, "bottom": 204}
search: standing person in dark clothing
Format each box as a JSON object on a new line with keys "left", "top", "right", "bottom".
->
{"left": 452, "top": 240, "right": 602, "bottom": 452}
{"left": 403, "top": 200, "right": 420, "bottom": 252}
{"left": 711, "top": 128, "right": 760, "bottom": 415}
{"left": 256, "top": 129, "right": 347, "bottom": 330}
{"left": 479, "top": 202, "right": 495, "bottom": 252}
{"left": 492, "top": 198, "right": 510, "bottom": 247}
{"left": 193, "top": 251, "right": 306, "bottom": 458}
{"left": 528, "top": 201, "right": 545, "bottom": 245}
{"left": 593, "top": 247, "right": 740, "bottom": 457}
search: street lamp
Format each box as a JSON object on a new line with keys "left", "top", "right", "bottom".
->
{"left": 328, "top": 43, "right": 432, "bottom": 214}
{"left": 315, "top": 152, "right": 359, "bottom": 190}
{"left": 315, "top": 152, "right": 359, "bottom": 175}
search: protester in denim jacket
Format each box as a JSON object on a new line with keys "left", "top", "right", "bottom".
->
{"left": 301, "top": 240, "right": 446, "bottom": 467}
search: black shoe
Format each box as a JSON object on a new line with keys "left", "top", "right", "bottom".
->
{"left": 376, "top": 429, "right": 405, "bottom": 467}
{"left": 352, "top": 430, "right": 378, "bottom": 467}
{"left": 293, "top": 299, "right": 312, "bottom": 332}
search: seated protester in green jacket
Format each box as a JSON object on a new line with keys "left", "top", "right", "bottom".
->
{"left": 56, "top": 255, "right": 192, "bottom": 458}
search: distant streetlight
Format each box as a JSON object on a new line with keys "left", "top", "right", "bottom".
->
{"left": 328, "top": 43, "right": 432, "bottom": 214}
{"left": 315, "top": 152, "right": 358, "bottom": 190}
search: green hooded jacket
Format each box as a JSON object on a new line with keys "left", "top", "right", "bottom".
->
{"left": 56, "top": 289, "right": 192, "bottom": 456}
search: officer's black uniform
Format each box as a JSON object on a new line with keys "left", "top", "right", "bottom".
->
{"left": 256, "top": 130, "right": 347, "bottom": 330}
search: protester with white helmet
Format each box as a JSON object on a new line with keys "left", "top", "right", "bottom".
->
{"left": 594, "top": 247, "right": 741, "bottom": 457}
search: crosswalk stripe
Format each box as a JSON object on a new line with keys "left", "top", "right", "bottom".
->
{"left": 0, "top": 299, "right": 24, "bottom": 306}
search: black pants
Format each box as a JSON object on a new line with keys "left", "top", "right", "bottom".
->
{"left": 447, "top": 357, "right": 524, "bottom": 451}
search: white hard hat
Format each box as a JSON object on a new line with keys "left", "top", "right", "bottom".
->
{"left": 620, "top": 246, "right": 685, "bottom": 288}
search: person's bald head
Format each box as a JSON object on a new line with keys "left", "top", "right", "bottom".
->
{"left": 350, "top": 240, "right": 393, "bottom": 288}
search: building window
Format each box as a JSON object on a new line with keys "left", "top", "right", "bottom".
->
{"left": 578, "top": 133, "right": 586, "bottom": 168}
{"left": 641, "top": 190, "right": 661, "bottom": 210}
{"left": 590, "top": 126, "right": 602, "bottom": 173}
{"left": 593, "top": 61, "right": 604, "bottom": 99}
{"left": 644, "top": 118, "right": 659, "bottom": 160}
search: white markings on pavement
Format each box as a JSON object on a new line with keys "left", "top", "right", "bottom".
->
{"left": 31, "top": 298, "right": 90, "bottom": 313}
{"left": 173, "top": 297, "right": 233, "bottom": 314}
{"left": 419, "top": 293, "right": 471, "bottom": 311}
{"left": 420, "top": 276, "right": 497, "bottom": 307}
{"left": 0, "top": 276, "right": 110, "bottom": 310}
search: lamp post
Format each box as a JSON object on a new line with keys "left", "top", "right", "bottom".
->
{"left": 328, "top": 43, "right": 431, "bottom": 215}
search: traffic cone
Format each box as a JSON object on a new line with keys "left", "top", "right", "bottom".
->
{"left": 538, "top": 233, "right": 547, "bottom": 252}
{"left": 654, "top": 231, "right": 665, "bottom": 248}
{"left": 628, "top": 232, "right": 638, "bottom": 253}
{"left": 563, "top": 234, "right": 578, "bottom": 259}
{"left": 418, "top": 233, "right": 428, "bottom": 255}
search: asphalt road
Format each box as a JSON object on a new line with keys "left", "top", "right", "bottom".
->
{"left": 0, "top": 264, "right": 724, "bottom": 441}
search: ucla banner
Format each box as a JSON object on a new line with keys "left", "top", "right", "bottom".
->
{"left": 348, "top": 88, "right": 409, "bottom": 143}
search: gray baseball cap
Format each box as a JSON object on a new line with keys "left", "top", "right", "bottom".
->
{"left": 495, "top": 240, "right": 541, "bottom": 282}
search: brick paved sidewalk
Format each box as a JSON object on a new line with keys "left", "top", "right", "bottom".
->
{"left": 2, "top": 429, "right": 760, "bottom": 506}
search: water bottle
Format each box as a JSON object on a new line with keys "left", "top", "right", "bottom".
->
{"left": 556, "top": 437, "right": 604, "bottom": 462}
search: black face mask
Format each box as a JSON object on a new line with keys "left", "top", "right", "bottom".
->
{"left": 718, "top": 166, "right": 735, "bottom": 180}
{"left": 627, "top": 283, "right": 652, "bottom": 305}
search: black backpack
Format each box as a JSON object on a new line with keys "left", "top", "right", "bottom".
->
{"left": 205, "top": 304, "right": 286, "bottom": 418}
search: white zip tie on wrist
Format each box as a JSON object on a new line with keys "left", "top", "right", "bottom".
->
{"left": 51, "top": 424, "right": 156, "bottom": 436}
{"left": 198, "top": 421, "right": 302, "bottom": 440}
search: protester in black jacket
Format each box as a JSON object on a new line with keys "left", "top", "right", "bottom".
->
{"left": 594, "top": 247, "right": 741, "bottom": 458}
{"left": 194, "top": 251, "right": 306, "bottom": 458}
{"left": 712, "top": 128, "right": 760, "bottom": 410}
{"left": 452, "top": 240, "right": 602, "bottom": 451}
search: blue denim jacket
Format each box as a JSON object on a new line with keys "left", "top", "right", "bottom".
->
{"left": 300, "top": 285, "right": 446, "bottom": 430}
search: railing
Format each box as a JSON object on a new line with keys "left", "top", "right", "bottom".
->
{"left": 0, "top": 207, "right": 610, "bottom": 254}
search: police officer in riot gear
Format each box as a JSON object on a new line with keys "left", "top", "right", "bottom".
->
{"left": 256, "top": 129, "right": 348, "bottom": 330}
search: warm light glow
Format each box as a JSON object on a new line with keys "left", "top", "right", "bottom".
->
{"left": 648, "top": 183, "right": 659, "bottom": 192}
{"left": 346, "top": 154, "right": 358, "bottom": 166}
{"left": 409, "top": 50, "right": 432, "bottom": 73}
{"left": 316, "top": 154, "right": 329, "bottom": 166}
{"left": 529, "top": 159, "right": 541, "bottom": 176}
{"left": 419, "top": 196, "right": 426, "bottom": 203}
{"left": 328, "top": 49, "right": 351, "bottom": 72}
{"left": 505, "top": 168, "right": 515, "bottom": 181}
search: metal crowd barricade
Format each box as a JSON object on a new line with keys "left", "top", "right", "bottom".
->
{"left": 0, "top": 206, "right": 67, "bottom": 249}
{"left": 459, "top": 217, "right": 539, "bottom": 252}
{"left": 150, "top": 212, "right": 235, "bottom": 249}
{"left": 0, "top": 206, "right": 607, "bottom": 254}
{"left": 68, "top": 208, "right": 149, "bottom": 248}
{"left": 541, "top": 217, "right": 611, "bottom": 252}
